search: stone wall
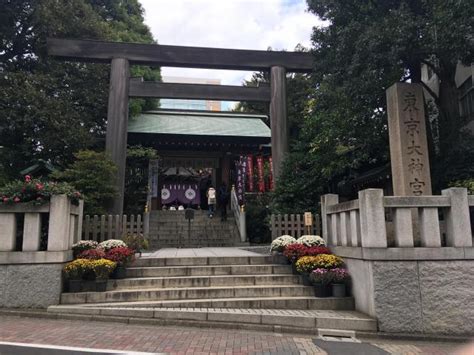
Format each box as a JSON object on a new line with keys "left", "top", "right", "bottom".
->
{"left": 0, "top": 263, "right": 63, "bottom": 308}
{"left": 343, "top": 255, "right": 474, "bottom": 336}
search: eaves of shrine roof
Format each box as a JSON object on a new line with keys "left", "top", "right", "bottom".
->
{"left": 128, "top": 110, "right": 271, "bottom": 138}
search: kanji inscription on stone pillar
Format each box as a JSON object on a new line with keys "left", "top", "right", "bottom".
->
{"left": 387, "top": 82, "right": 432, "bottom": 196}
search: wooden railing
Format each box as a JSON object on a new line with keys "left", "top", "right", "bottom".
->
{"left": 321, "top": 188, "right": 473, "bottom": 248}
{"left": 82, "top": 214, "right": 143, "bottom": 242}
{"left": 270, "top": 213, "right": 321, "bottom": 240}
{"left": 230, "top": 189, "right": 246, "bottom": 242}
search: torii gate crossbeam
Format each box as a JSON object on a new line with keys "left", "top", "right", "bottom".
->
{"left": 47, "top": 38, "right": 313, "bottom": 214}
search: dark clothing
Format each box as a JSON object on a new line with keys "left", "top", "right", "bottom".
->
{"left": 219, "top": 187, "right": 229, "bottom": 221}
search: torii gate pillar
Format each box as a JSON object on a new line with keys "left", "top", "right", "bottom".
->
{"left": 269, "top": 66, "right": 289, "bottom": 180}
{"left": 106, "top": 58, "right": 130, "bottom": 215}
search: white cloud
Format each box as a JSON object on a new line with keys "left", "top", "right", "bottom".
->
{"left": 139, "top": 0, "right": 323, "bottom": 86}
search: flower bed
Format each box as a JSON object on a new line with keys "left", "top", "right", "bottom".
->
{"left": 280, "top": 240, "right": 350, "bottom": 297}
{"left": 283, "top": 244, "right": 331, "bottom": 263}
{"left": 65, "top": 238, "right": 137, "bottom": 290}
{"left": 0, "top": 175, "right": 81, "bottom": 205}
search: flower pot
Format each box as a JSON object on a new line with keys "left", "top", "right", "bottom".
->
{"left": 314, "top": 283, "right": 331, "bottom": 297}
{"left": 301, "top": 273, "right": 312, "bottom": 286}
{"left": 95, "top": 279, "right": 108, "bottom": 292}
{"left": 291, "top": 263, "right": 299, "bottom": 275}
{"left": 271, "top": 250, "right": 282, "bottom": 256}
{"left": 68, "top": 280, "right": 82, "bottom": 293}
{"left": 82, "top": 280, "right": 96, "bottom": 292}
{"left": 112, "top": 266, "right": 127, "bottom": 279}
{"left": 332, "top": 283, "right": 346, "bottom": 297}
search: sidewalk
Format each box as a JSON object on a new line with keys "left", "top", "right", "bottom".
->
{"left": 0, "top": 315, "right": 466, "bottom": 355}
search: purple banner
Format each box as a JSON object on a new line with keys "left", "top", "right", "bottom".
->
{"left": 236, "top": 156, "right": 247, "bottom": 205}
{"left": 161, "top": 184, "right": 200, "bottom": 205}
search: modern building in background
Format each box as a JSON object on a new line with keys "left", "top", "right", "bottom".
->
{"left": 160, "top": 76, "right": 222, "bottom": 111}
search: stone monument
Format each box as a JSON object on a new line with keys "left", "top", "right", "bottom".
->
{"left": 386, "top": 82, "right": 432, "bottom": 196}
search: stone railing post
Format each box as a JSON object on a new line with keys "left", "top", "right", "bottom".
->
{"left": 47, "top": 195, "right": 71, "bottom": 251}
{"left": 441, "top": 187, "right": 472, "bottom": 247}
{"left": 22, "top": 213, "right": 42, "bottom": 251}
{"left": 320, "top": 194, "right": 339, "bottom": 246}
{"left": 358, "top": 189, "right": 387, "bottom": 248}
{"left": 0, "top": 213, "right": 16, "bottom": 251}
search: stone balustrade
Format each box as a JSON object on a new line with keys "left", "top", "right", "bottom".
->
{"left": 0, "top": 195, "right": 84, "bottom": 257}
{"left": 0, "top": 195, "right": 83, "bottom": 308}
{"left": 321, "top": 188, "right": 473, "bottom": 249}
{"left": 320, "top": 188, "right": 474, "bottom": 335}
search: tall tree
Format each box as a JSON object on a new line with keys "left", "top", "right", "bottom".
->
{"left": 0, "top": 0, "right": 160, "bottom": 180}
{"left": 307, "top": 0, "right": 474, "bottom": 187}
{"left": 274, "top": 0, "right": 474, "bottom": 212}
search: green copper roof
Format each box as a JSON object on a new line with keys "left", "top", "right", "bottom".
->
{"left": 128, "top": 110, "right": 271, "bottom": 138}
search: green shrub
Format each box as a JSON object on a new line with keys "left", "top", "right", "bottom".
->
{"left": 52, "top": 150, "right": 117, "bottom": 215}
{"left": 245, "top": 193, "right": 272, "bottom": 244}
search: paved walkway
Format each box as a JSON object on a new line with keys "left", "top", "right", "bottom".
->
{"left": 0, "top": 316, "right": 467, "bottom": 355}
{"left": 143, "top": 247, "right": 261, "bottom": 258}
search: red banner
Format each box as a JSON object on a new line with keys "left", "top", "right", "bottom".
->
{"left": 268, "top": 157, "right": 274, "bottom": 191}
{"left": 247, "top": 155, "right": 254, "bottom": 192}
{"left": 257, "top": 156, "right": 265, "bottom": 193}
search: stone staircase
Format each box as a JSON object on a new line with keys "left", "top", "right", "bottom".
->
{"left": 148, "top": 210, "right": 242, "bottom": 248}
{"left": 48, "top": 254, "right": 377, "bottom": 335}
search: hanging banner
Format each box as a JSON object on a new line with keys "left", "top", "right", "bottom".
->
{"left": 257, "top": 156, "right": 265, "bottom": 193}
{"left": 150, "top": 160, "right": 159, "bottom": 197}
{"left": 247, "top": 154, "right": 254, "bottom": 192}
{"left": 236, "top": 156, "right": 246, "bottom": 205}
{"left": 268, "top": 157, "right": 274, "bottom": 191}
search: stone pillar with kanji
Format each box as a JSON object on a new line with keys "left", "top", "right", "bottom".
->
{"left": 387, "top": 82, "right": 432, "bottom": 196}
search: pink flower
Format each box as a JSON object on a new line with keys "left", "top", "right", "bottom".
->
{"left": 3, "top": 197, "right": 8, "bottom": 203}
{"left": 13, "top": 197, "right": 20, "bottom": 203}
{"left": 25, "top": 175, "right": 31, "bottom": 183}
{"left": 35, "top": 183, "right": 44, "bottom": 190}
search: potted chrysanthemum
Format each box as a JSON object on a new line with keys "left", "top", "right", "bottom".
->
{"left": 328, "top": 268, "right": 350, "bottom": 297}
{"left": 309, "top": 268, "right": 332, "bottom": 297}
{"left": 270, "top": 235, "right": 297, "bottom": 255}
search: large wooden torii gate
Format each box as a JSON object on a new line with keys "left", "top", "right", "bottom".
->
{"left": 47, "top": 38, "right": 313, "bottom": 214}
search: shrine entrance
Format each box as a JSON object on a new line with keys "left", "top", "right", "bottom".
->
{"left": 47, "top": 38, "right": 313, "bottom": 214}
{"left": 127, "top": 109, "right": 271, "bottom": 212}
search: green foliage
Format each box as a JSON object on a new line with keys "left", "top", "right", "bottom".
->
{"left": 275, "top": 0, "right": 474, "bottom": 213}
{"left": 124, "top": 146, "right": 159, "bottom": 214}
{"left": 245, "top": 193, "right": 272, "bottom": 244}
{"left": 0, "top": 0, "right": 160, "bottom": 181}
{"left": 52, "top": 150, "right": 117, "bottom": 215}
{"left": 306, "top": 0, "right": 474, "bottom": 187}
{"left": 449, "top": 180, "right": 474, "bottom": 194}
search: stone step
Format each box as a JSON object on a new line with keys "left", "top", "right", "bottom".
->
{"left": 108, "top": 274, "right": 301, "bottom": 290}
{"left": 60, "top": 285, "right": 315, "bottom": 305}
{"left": 75, "top": 296, "right": 355, "bottom": 310}
{"left": 132, "top": 255, "right": 285, "bottom": 267}
{"left": 47, "top": 305, "right": 376, "bottom": 333}
{"left": 126, "top": 264, "right": 292, "bottom": 278}
{"left": 149, "top": 243, "right": 234, "bottom": 249}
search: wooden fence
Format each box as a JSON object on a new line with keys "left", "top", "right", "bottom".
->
{"left": 82, "top": 214, "right": 143, "bottom": 242}
{"left": 270, "top": 213, "right": 321, "bottom": 240}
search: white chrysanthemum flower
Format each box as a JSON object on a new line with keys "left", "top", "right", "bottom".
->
{"left": 98, "top": 239, "right": 127, "bottom": 251}
{"left": 296, "top": 235, "right": 326, "bottom": 247}
{"left": 270, "top": 235, "right": 297, "bottom": 252}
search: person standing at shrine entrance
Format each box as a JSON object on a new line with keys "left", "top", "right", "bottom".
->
{"left": 207, "top": 186, "right": 216, "bottom": 218}
{"left": 219, "top": 183, "right": 229, "bottom": 222}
